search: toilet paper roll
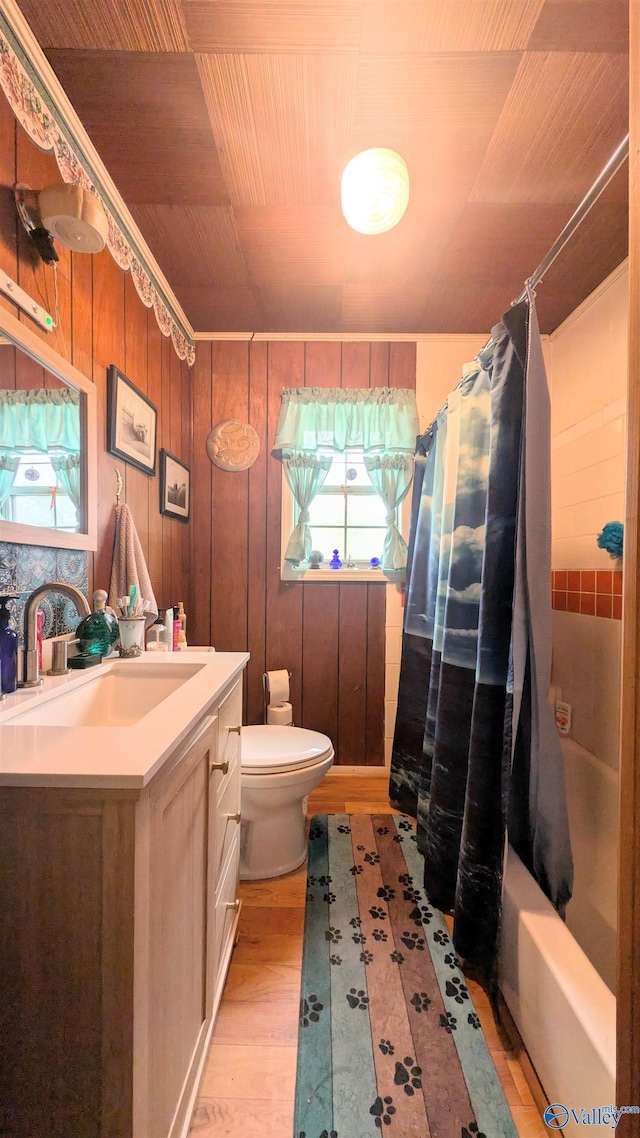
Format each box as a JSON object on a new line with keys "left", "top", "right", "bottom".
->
{"left": 267, "top": 702, "right": 293, "bottom": 726}
{"left": 266, "top": 669, "right": 290, "bottom": 704}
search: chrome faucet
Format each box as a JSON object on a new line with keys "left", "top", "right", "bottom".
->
{"left": 20, "top": 582, "right": 91, "bottom": 687}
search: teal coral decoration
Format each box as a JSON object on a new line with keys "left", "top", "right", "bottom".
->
{"left": 597, "top": 521, "right": 624, "bottom": 560}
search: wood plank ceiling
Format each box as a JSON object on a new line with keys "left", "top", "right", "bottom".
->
{"left": 16, "top": 0, "right": 629, "bottom": 334}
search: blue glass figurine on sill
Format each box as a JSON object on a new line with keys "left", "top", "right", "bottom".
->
{"left": 369, "top": 556, "right": 381, "bottom": 569}
{"left": 330, "top": 549, "right": 342, "bottom": 569}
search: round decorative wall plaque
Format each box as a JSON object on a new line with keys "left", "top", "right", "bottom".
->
{"left": 206, "top": 419, "right": 260, "bottom": 471}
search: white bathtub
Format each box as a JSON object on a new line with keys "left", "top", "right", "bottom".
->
{"left": 500, "top": 735, "right": 618, "bottom": 1138}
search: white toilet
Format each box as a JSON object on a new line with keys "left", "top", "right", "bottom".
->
{"left": 239, "top": 725, "right": 334, "bottom": 880}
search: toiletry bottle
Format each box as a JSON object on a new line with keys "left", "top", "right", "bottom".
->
{"left": 173, "top": 617, "right": 181, "bottom": 651}
{"left": 92, "top": 589, "right": 119, "bottom": 653}
{"left": 75, "top": 589, "right": 117, "bottom": 657}
{"left": 165, "top": 608, "right": 174, "bottom": 651}
{"left": 0, "top": 595, "right": 18, "bottom": 694}
{"left": 177, "top": 601, "right": 188, "bottom": 649}
{"left": 146, "top": 616, "right": 169, "bottom": 652}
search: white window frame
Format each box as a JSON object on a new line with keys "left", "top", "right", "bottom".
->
{"left": 279, "top": 452, "right": 411, "bottom": 583}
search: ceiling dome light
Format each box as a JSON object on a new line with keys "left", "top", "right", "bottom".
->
{"left": 341, "top": 148, "right": 409, "bottom": 235}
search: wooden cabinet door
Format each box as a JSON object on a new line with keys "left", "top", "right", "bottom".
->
{"left": 146, "top": 715, "right": 216, "bottom": 1138}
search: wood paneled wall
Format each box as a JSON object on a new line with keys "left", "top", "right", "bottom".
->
{"left": 0, "top": 93, "right": 193, "bottom": 615}
{"left": 191, "top": 339, "right": 416, "bottom": 765}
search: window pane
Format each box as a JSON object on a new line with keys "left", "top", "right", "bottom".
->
{"left": 55, "top": 494, "right": 78, "bottom": 529}
{"left": 346, "top": 527, "right": 386, "bottom": 562}
{"left": 308, "top": 527, "right": 345, "bottom": 561}
{"left": 347, "top": 494, "right": 387, "bottom": 527}
{"left": 13, "top": 495, "right": 54, "bottom": 528}
{"left": 309, "top": 493, "right": 346, "bottom": 527}
{"left": 321, "top": 453, "right": 346, "bottom": 487}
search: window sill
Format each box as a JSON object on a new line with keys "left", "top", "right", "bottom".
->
{"left": 280, "top": 564, "right": 404, "bottom": 583}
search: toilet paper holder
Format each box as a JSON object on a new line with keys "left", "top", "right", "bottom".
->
{"left": 262, "top": 670, "right": 292, "bottom": 723}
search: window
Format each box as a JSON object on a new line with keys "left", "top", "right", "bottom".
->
{"left": 281, "top": 447, "right": 407, "bottom": 581}
{"left": 2, "top": 449, "right": 78, "bottom": 533}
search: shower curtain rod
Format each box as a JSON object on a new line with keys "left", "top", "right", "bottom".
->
{"left": 513, "top": 132, "right": 629, "bottom": 303}
{"left": 420, "top": 134, "right": 630, "bottom": 442}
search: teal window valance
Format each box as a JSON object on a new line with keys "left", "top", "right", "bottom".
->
{"left": 0, "top": 388, "right": 81, "bottom": 453}
{"left": 273, "top": 386, "right": 419, "bottom": 456}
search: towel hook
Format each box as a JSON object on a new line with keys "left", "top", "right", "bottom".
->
{"left": 115, "top": 467, "right": 123, "bottom": 506}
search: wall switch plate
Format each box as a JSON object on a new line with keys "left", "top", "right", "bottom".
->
{"left": 0, "top": 273, "right": 54, "bottom": 332}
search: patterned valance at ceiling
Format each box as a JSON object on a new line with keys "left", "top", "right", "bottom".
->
{"left": 0, "top": 5, "right": 195, "bottom": 366}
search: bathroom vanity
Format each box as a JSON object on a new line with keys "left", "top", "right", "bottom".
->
{"left": 0, "top": 650, "right": 248, "bottom": 1138}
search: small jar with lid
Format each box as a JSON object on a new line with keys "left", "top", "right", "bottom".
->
{"left": 146, "top": 616, "right": 169, "bottom": 652}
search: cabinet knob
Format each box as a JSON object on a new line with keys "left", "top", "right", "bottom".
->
{"left": 228, "top": 725, "right": 242, "bottom": 734}
{"left": 210, "top": 760, "right": 229, "bottom": 775}
{"left": 226, "top": 811, "right": 241, "bottom": 822}
{"left": 225, "top": 899, "right": 241, "bottom": 913}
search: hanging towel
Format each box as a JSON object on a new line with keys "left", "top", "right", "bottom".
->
{"left": 108, "top": 503, "right": 158, "bottom": 629}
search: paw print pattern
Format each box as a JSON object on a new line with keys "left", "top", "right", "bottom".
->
{"left": 376, "top": 826, "right": 390, "bottom": 835}
{"left": 346, "top": 988, "right": 369, "bottom": 1010}
{"left": 439, "top": 1010, "right": 458, "bottom": 1033}
{"left": 398, "top": 819, "right": 413, "bottom": 831}
{"left": 307, "top": 875, "right": 318, "bottom": 886}
{"left": 356, "top": 844, "right": 366, "bottom": 852}
{"left": 369, "top": 906, "right": 387, "bottom": 921}
{"left": 390, "top": 950, "right": 405, "bottom": 965}
{"left": 400, "top": 931, "right": 425, "bottom": 951}
{"left": 379, "top": 1038, "right": 395, "bottom": 1055}
{"left": 467, "top": 1012, "right": 481, "bottom": 1030}
{"left": 392, "top": 834, "right": 404, "bottom": 843}
{"left": 360, "top": 950, "right": 374, "bottom": 965}
{"left": 370, "top": 1095, "right": 396, "bottom": 1128}
{"left": 309, "top": 825, "right": 323, "bottom": 840}
{"left": 300, "top": 994, "right": 323, "bottom": 1027}
{"left": 329, "top": 954, "right": 342, "bottom": 966}
{"left": 394, "top": 1056, "right": 423, "bottom": 1096}
{"left": 443, "top": 952, "right": 460, "bottom": 971}
{"left": 352, "top": 931, "right": 367, "bottom": 945}
{"left": 317, "top": 875, "right": 332, "bottom": 887}
{"left": 337, "top": 824, "right": 351, "bottom": 834}
{"left": 323, "top": 892, "right": 336, "bottom": 903}
{"left": 409, "top": 905, "right": 433, "bottom": 927}
{"left": 349, "top": 916, "right": 362, "bottom": 928}
{"left": 377, "top": 885, "right": 395, "bottom": 902}
{"left": 433, "top": 929, "right": 450, "bottom": 946}
{"left": 402, "top": 886, "right": 422, "bottom": 904}
{"left": 298, "top": 1131, "right": 338, "bottom": 1138}
{"left": 445, "top": 976, "right": 469, "bottom": 1004}
{"left": 462, "top": 1124, "right": 487, "bottom": 1138}
{"left": 324, "top": 926, "right": 342, "bottom": 944}
{"left": 410, "top": 991, "right": 431, "bottom": 1013}
{"left": 398, "top": 872, "right": 413, "bottom": 886}
{"left": 350, "top": 864, "right": 363, "bottom": 876}
{"left": 372, "top": 928, "right": 388, "bottom": 942}
{"left": 364, "top": 851, "right": 380, "bottom": 865}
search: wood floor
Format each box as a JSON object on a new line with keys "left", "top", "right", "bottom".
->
{"left": 189, "top": 771, "right": 549, "bottom": 1138}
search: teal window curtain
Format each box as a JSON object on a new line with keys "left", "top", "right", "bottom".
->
{"left": 283, "top": 453, "right": 332, "bottom": 565}
{"left": 51, "top": 453, "right": 81, "bottom": 510}
{"left": 0, "top": 453, "right": 19, "bottom": 518}
{"left": 364, "top": 454, "right": 414, "bottom": 571}
{"left": 0, "top": 389, "right": 81, "bottom": 452}
{"left": 273, "top": 387, "right": 418, "bottom": 455}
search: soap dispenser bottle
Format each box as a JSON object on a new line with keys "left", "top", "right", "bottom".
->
{"left": 0, "top": 595, "right": 18, "bottom": 695}
{"left": 75, "top": 589, "right": 119, "bottom": 657}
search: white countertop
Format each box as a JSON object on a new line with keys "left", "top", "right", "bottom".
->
{"left": 0, "top": 650, "right": 249, "bottom": 789}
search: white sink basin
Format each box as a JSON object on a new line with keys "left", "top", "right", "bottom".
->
{"left": 5, "top": 662, "right": 205, "bottom": 727}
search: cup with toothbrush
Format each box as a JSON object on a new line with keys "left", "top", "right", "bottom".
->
{"left": 116, "top": 586, "right": 147, "bottom": 657}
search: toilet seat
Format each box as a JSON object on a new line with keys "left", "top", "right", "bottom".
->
{"left": 241, "top": 725, "right": 333, "bottom": 775}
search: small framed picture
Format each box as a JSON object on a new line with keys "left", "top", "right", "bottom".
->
{"left": 107, "top": 365, "right": 157, "bottom": 476}
{"left": 160, "top": 449, "right": 190, "bottom": 522}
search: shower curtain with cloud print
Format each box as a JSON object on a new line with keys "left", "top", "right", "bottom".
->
{"left": 390, "top": 292, "right": 573, "bottom": 970}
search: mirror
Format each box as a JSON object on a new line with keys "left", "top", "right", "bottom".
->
{"left": 0, "top": 306, "right": 97, "bottom": 551}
